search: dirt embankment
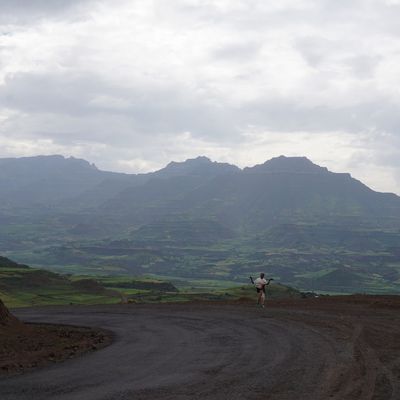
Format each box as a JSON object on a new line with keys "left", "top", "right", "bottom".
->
{"left": 0, "top": 299, "right": 112, "bottom": 375}
{"left": 0, "top": 299, "right": 24, "bottom": 327}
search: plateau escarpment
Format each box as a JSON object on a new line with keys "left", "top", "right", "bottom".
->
{"left": 1, "top": 155, "right": 400, "bottom": 293}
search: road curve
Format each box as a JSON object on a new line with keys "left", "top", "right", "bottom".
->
{"left": 1, "top": 302, "right": 399, "bottom": 400}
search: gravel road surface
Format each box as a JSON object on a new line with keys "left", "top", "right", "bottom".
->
{"left": 1, "top": 299, "right": 399, "bottom": 400}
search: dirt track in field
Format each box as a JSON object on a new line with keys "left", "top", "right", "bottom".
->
{"left": 1, "top": 296, "right": 400, "bottom": 400}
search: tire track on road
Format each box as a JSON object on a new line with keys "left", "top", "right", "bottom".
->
{"left": 0, "top": 303, "right": 398, "bottom": 400}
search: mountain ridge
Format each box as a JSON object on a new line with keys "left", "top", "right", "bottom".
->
{"left": 0, "top": 153, "right": 397, "bottom": 196}
{"left": 0, "top": 153, "right": 399, "bottom": 221}
{"left": 243, "top": 155, "right": 330, "bottom": 175}
{"left": 1, "top": 154, "right": 400, "bottom": 293}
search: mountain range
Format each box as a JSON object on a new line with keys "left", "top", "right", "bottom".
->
{"left": 0, "top": 154, "right": 399, "bottom": 293}
{"left": 1, "top": 154, "right": 399, "bottom": 222}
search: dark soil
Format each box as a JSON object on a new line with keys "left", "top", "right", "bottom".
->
{"left": 0, "top": 299, "right": 20, "bottom": 326}
{"left": 0, "top": 300, "right": 112, "bottom": 376}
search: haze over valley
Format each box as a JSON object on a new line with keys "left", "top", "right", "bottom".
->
{"left": 1, "top": 154, "right": 399, "bottom": 295}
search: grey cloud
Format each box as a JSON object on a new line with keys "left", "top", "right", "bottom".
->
{"left": 240, "top": 98, "right": 400, "bottom": 135}
{"left": 295, "top": 38, "right": 382, "bottom": 79}
{"left": 0, "top": 0, "right": 94, "bottom": 25}
{"left": 344, "top": 55, "right": 382, "bottom": 80}
{"left": 0, "top": 73, "right": 101, "bottom": 116}
{"left": 295, "top": 37, "right": 339, "bottom": 67}
{"left": 2, "top": 66, "right": 400, "bottom": 149}
{"left": 2, "top": 68, "right": 400, "bottom": 148}
{"left": 212, "top": 41, "right": 262, "bottom": 62}
{"left": 157, "top": 1, "right": 316, "bottom": 32}
{"left": 0, "top": 71, "right": 239, "bottom": 145}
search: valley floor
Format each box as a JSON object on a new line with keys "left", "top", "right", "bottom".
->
{"left": 1, "top": 296, "right": 400, "bottom": 399}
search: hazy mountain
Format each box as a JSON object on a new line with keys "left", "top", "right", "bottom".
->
{"left": 243, "top": 155, "right": 329, "bottom": 174}
{"left": 1, "top": 154, "right": 400, "bottom": 293}
{"left": 0, "top": 155, "right": 116, "bottom": 210}
{"left": 156, "top": 156, "right": 239, "bottom": 178}
{"left": 1, "top": 154, "right": 399, "bottom": 228}
{"left": 102, "top": 157, "right": 239, "bottom": 222}
{"left": 0, "top": 155, "right": 240, "bottom": 213}
{"left": 102, "top": 155, "right": 400, "bottom": 231}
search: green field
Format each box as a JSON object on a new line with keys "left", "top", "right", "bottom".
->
{"left": 0, "top": 256, "right": 302, "bottom": 308}
{"left": 0, "top": 261, "right": 122, "bottom": 308}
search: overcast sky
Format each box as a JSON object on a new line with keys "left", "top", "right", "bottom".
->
{"left": 0, "top": 0, "right": 400, "bottom": 194}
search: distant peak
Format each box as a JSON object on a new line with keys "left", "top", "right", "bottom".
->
{"left": 67, "top": 156, "right": 98, "bottom": 170}
{"left": 194, "top": 155, "right": 212, "bottom": 163}
{"left": 158, "top": 156, "right": 239, "bottom": 177}
{"left": 166, "top": 156, "right": 212, "bottom": 167}
{"left": 0, "top": 154, "right": 98, "bottom": 171}
{"left": 245, "top": 156, "right": 329, "bottom": 174}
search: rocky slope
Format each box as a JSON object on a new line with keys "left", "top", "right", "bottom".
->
{"left": 0, "top": 297, "right": 111, "bottom": 376}
{"left": 0, "top": 298, "right": 20, "bottom": 326}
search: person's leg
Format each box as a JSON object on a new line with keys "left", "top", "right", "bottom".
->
{"left": 261, "top": 291, "right": 266, "bottom": 307}
{"left": 257, "top": 290, "right": 262, "bottom": 305}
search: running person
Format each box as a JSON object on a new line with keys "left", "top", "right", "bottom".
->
{"left": 252, "top": 273, "right": 272, "bottom": 308}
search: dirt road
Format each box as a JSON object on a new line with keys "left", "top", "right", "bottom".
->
{"left": 1, "top": 298, "right": 400, "bottom": 399}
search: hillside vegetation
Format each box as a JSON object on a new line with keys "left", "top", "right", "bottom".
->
{"left": 1, "top": 155, "right": 400, "bottom": 294}
{"left": 0, "top": 256, "right": 122, "bottom": 307}
{"left": 0, "top": 256, "right": 301, "bottom": 307}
